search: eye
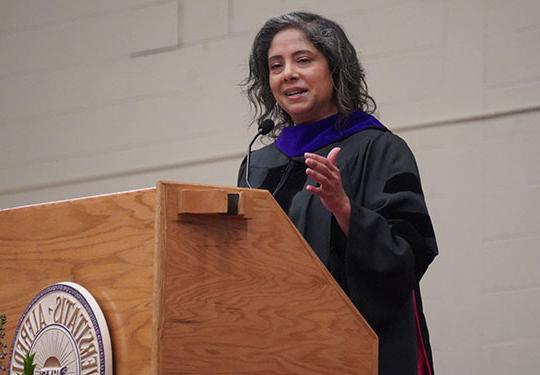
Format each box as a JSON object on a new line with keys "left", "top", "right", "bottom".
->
{"left": 297, "top": 56, "right": 312, "bottom": 64}
{"left": 269, "top": 62, "right": 283, "bottom": 72}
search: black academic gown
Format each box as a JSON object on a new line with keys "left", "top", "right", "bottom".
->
{"left": 238, "top": 127, "right": 438, "bottom": 375}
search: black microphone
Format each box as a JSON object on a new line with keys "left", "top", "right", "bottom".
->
{"left": 245, "top": 119, "right": 275, "bottom": 188}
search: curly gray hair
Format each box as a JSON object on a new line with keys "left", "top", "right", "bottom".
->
{"left": 243, "top": 11, "right": 377, "bottom": 135}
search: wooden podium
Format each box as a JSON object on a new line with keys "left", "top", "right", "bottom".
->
{"left": 0, "top": 181, "right": 377, "bottom": 374}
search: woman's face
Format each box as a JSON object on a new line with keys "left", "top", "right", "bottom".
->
{"left": 267, "top": 28, "right": 337, "bottom": 124}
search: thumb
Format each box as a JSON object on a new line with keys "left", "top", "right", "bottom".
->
{"left": 327, "top": 147, "right": 341, "bottom": 165}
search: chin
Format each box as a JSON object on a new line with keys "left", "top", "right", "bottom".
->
{"left": 287, "top": 109, "right": 315, "bottom": 124}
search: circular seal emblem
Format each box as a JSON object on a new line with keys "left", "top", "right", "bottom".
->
{"left": 9, "top": 282, "right": 112, "bottom": 375}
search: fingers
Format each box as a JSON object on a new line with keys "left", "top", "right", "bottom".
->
{"left": 305, "top": 147, "right": 341, "bottom": 164}
{"left": 305, "top": 158, "right": 333, "bottom": 180}
{"left": 305, "top": 184, "right": 321, "bottom": 194}
{"left": 304, "top": 151, "right": 333, "bottom": 166}
{"left": 304, "top": 148, "right": 343, "bottom": 195}
{"left": 305, "top": 166, "right": 329, "bottom": 186}
{"left": 304, "top": 148, "right": 341, "bottom": 180}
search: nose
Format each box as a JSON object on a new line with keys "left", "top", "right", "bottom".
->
{"left": 283, "top": 63, "right": 298, "bottom": 81}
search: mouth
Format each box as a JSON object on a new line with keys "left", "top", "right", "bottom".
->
{"left": 284, "top": 88, "right": 308, "bottom": 98}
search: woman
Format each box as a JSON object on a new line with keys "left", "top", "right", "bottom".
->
{"left": 238, "top": 12, "right": 438, "bottom": 375}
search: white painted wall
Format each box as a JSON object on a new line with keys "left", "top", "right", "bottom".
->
{"left": 1, "top": 1, "right": 539, "bottom": 373}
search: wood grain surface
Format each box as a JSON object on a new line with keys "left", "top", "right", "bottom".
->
{"left": 1, "top": 182, "right": 377, "bottom": 375}
{"left": 156, "top": 182, "right": 377, "bottom": 374}
{"left": 0, "top": 189, "right": 156, "bottom": 375}
{"left": 177, "top": 189, "right": 229, "bottom": 214}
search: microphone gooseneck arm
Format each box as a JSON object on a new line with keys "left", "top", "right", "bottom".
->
{"left": 245, "top": 119, "right": 275, "bottom": 189}
{"left": 245, "top": 131, "right": 262, "bottom": 188}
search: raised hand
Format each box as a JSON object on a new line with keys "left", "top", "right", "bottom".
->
{"left": 304, "top": 147, "right": 351, "bottom": 235}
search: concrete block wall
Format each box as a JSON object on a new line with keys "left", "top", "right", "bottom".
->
{"left": 401, "top": 110, "right": 540, "bottom": 374}
{"left": 1, "top": 1, "right": 539, "bottom": 373}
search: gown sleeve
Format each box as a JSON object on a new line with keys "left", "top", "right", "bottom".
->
{"left": 237, "top": 156, "right": 248, "bottom": 187}
{"left": 341, "top": 132, "right": 438, "bottom": 329}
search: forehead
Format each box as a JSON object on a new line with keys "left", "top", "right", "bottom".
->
{"left": 268, "top": 28, "right": 318, "bottom": 59}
